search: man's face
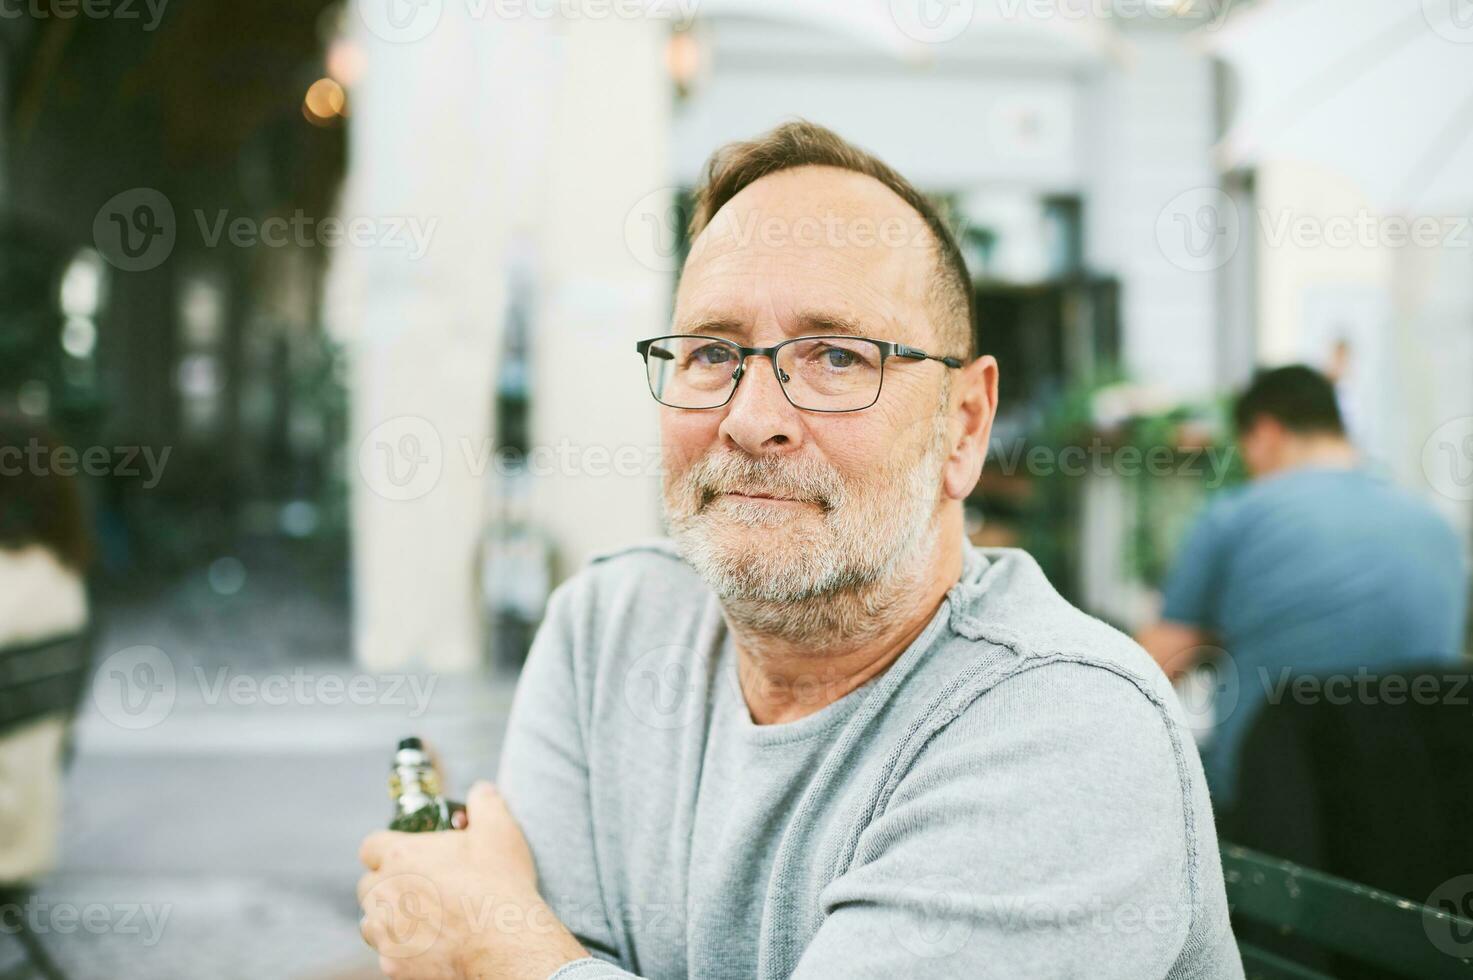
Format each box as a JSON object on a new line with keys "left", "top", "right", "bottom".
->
{"left": 659, "top": 166, "right": 958, "bottom": 604}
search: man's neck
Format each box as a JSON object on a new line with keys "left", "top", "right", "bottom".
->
{"left": 725, "top": 511, "right": 966, "bottom": 726}
{"left": 1268, "top": 435, "right": 1358, "bottom": 477}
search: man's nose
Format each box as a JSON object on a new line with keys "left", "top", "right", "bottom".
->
{"left": 718, "top": 354, "right": 803, "bottom": 454}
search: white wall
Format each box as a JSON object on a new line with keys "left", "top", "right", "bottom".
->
{"left": 1392, "top": 242, "right": 1473, "bottom": 545}
{"left": 674, "top": 67, "right": 1081, "bottom": 191}
{"left": 1081, "top": 28, "right": 1221, "bottom": 394}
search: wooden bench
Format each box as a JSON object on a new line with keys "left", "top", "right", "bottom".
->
{"left": 1223, "top": 843, "right": 1473, "bottom": 979}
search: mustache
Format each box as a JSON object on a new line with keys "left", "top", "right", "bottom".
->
{"left": 684, "top": 452, "right": 846, "bottom": 512}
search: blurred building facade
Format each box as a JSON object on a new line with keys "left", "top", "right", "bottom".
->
{"left": 5, "top": 1, "right": 1465, "bottom": 670}
{"left": 334, "top": 0, "right": 1473, "bottom": 667}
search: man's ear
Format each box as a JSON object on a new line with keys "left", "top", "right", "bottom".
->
{"left": 1246, "top": 414, "right": 1288, "bottom": 453}
{"left": 942, "top": 354, "right": 999, "bottom": 501}
{"left": 1259, "top": 415, "right": 1289, "bottom": 440}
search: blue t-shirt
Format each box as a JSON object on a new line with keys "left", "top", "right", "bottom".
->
{"left": 1161, "top": 465, "right": 1468, "bottom": 803}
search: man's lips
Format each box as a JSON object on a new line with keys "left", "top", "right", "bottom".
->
{"left": 695, "top": 481, "right": 832, "bottom": 512}
{"left": 713, "top": 490, "right": 816, "bottom": 506}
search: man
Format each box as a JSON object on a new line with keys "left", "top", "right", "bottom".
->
{"left": 358, "top": 121, "right": 1241, "bottom": 979}
{"left": 1138, "top": 365, "right": 1468, "bottom": 805}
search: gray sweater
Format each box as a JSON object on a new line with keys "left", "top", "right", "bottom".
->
{"left": 497, "top": 540, "right": 1243, "bottom": 979}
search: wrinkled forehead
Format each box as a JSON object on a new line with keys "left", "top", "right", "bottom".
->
{"left": 674, "top": 167, "right": 937, "bottom": 346}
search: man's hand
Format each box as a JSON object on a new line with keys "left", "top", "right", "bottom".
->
{"left": 357, "top": 781, "right": 588, "bottom": 979}
{"left": 1135, "top": 621, "right": 1213, "bottom": 681}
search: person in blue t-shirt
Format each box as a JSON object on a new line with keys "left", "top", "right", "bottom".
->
{"left": 1137, "top": 365, "right": 1469, "bottom": 806}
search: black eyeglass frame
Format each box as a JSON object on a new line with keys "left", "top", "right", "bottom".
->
{"left": 635, "top": 334, "right": 965, "bottom": 413}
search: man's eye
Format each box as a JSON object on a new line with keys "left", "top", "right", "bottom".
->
{"left": 815, "top": 346, "right": 861, "bottom": 369}
{"left": 690, "top": 344, "right": 733, "bottom": 366}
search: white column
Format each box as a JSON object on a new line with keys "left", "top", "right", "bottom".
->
{"left": 330, "top": 12, "right": 529, "bottom": 671}
{"left": 527, "top": 16, "right": 669, "bottom": 576}
{"left": 328, "top": 8, "right": 668, "bottom": 669}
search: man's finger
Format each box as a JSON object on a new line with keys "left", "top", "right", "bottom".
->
{"left": 464, "top": 780, "right": 506, "bottom": 834}
{"left": 359, "top": 830, "right": 400, "bottom": 870}
{"left": 356, "top": 870, "right": 381, "bottom": 906}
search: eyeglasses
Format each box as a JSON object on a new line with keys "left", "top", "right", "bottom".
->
{"left": 635, "top": 334, "right": 964, "bottom": 413}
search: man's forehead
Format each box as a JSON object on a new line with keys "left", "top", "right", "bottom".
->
{"left": 715, "top": 165, "right": 925, "bottom": 227}
{"left": 676, "top": 166, "right": 935, "bottom": 338}
{"left": 673, "top": 257, "right": 912, "bottom": 340}
{"left": 690, "top": 168, "right": 932, "bottom": 264}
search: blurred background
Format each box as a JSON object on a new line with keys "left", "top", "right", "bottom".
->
{"left": 0, "top": 0, "right": 1470, "bottom": 976}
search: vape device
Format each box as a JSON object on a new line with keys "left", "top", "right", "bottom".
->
{"left": 388, "top": 736, "right": 466, "bottom": 832}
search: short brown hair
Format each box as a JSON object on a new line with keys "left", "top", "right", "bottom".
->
{"left": 688, "top": 120, "right": 976, "bottom": 361}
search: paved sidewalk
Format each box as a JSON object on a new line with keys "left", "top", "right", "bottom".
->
{"left": 21, "top": 668, "right": 517, "bottom": 980}
{"left": 4, "top": 559, "right": 519, "bottom": 979}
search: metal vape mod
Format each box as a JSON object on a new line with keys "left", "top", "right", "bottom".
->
{"left": 388, "top": 736, "right": 466, "bottom": 832}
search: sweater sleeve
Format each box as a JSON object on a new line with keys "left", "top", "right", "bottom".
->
{"left": 545, "top": 957, "right": 643, "bottom": 980}
{"left": 497, "top": 577, "right": 627, "bottom": 970}
{"left": 791, "top": 660, "right": 1239, "bottom": 980}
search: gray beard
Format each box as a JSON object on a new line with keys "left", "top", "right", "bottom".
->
{"left": 663, "top": 418, "right": 949, "bottom": 645}
{"left": 707, "top": 515, "right": 939, "bottom": 645}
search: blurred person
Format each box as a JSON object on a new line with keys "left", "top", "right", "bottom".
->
{"left": 0, "top": 413, "right": 92, "bottom": 971}
{"left": 1137, "top": 365, "right": 1468, "bottom": 806}
{"left": 358, "top": 122, "right": 1241, "bottom": 979}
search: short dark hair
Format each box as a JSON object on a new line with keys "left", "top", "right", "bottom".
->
{"left": 688, "top": 119, "right": 976, "bottom": 361}
{"left": 0, "top": 413, "right": 92, "bottom": 571}
{"left": 1233, "top": 365, "right": 1345, "bottom": 436}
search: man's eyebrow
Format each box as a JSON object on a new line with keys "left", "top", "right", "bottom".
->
{"left": 792, "top": 312, "right": 868, "bottom": 337}
{"left": 675, "top": 312, "right": 872, "bottom": 341}
{"left": 678, "top": 318, "right": 745, "bottom": 338}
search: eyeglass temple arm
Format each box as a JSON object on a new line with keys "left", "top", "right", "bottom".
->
{"left": 636, "top": 340, "right": 674, "bottom": 360}
{"left": 893, "top": 343, "right": 964, "bottom": 369}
